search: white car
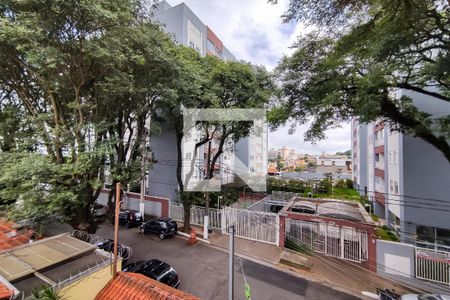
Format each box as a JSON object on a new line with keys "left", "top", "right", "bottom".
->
{"left": 400, "top": 295, "right": 450, "bottom": 300}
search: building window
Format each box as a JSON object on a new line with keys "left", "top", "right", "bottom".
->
{"left": 394, "top": 182, "right": 399, "bottom": 194}
{"left": 390, "top": 180, "right": 394, "bottom": 192}
{"left": 417, "top": 226, "right": 450, "bottom": 250}
{"left": 332, "top": 161, "right": 335, "bottom": 166}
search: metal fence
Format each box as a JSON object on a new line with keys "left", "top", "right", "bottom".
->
{"left": 285, "top": 219, "right": 368, "bottom": 263}
{"left": 222, "top": 207, "right": 279, "bottom": 246}
{"left": 271, "top": 191, "right": 301, "bottom": 202}
{"left": 416, "top": 247, "right": 450, "bottom": 285}
{"left": 169, "top": 203, "right": 222, "bottom": 229}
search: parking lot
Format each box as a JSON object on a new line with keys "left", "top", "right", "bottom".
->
{"left": 96, "top": 224, "right": 361, "bottom": 300}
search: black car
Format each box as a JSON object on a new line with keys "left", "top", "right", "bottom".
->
{"left": 117, "top": 210, "right": 143, "bottom": 228}
{"left": 122, "top": 259, "right": 180, "bottom": 288}
{"left": 140, "top": 218, "right": 177, "bottom": 240}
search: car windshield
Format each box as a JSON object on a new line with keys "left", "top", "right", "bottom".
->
{"left": 159, "top": 270, "right": 177, "bottom": 285}
{"left": 418, "top": 295, "right": 443, "bottom": 300}
{"left": 152, "top": 263, "right": 170, "bottom": 277}
{"left": 160, "top": 222, "right": 167, "bottom": 229}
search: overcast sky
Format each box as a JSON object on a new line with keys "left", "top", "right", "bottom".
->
{"left": 167, "top": 0, "right": 351, "bottom": 154}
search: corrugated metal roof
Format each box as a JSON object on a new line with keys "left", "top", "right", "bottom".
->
{"left": 317, "top": 202, "right": 363, "bottom": 222}
{"left": 0, "top": 234, "right": 96, "bottom": 281}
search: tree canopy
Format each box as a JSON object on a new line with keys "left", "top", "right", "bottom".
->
{"left": 0, "top": 0, "right": 179, "bottom": 232}
{"left": 270, "top": 0, "right": 450, "bottom": 162}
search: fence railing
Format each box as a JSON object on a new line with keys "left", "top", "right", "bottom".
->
{"left": 285, "top": 219, "right": 368, "bottom": 263}
{"left": 416, "top": 247, "right": 450, "bottom": 285}
{"left": 169, "top": 203, "right": 222, "bottom": 229}
{"left": 222, "top": 207, "right": 279, "bottom": 246}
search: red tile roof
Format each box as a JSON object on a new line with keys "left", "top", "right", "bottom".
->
{"left": 95, "top": 272, "right": 201, "bottom": 300}
{"left": 0, "top": 284, "right": 13, "bottom": 300}
{"left": 0, "top": 220, "right": 33, "bottom": 251}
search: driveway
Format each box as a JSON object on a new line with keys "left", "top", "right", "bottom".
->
{"left": 96, "top": 224, "right": 361, "bottom": 300}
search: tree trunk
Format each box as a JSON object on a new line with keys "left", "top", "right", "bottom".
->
{"left": 175, "top": 131, "right": 192, "bottom": 231}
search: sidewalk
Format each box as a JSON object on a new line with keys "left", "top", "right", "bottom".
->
{"left": 189, "top": 224, "right": 427, "bottom": 295}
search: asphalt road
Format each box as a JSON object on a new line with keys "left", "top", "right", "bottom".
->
{"left": 96, "top": 224, "right": 361, "bottom": 300}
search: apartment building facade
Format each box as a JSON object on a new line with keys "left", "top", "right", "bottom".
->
{"left": 148, "top": 1, "right": 266, "bottom": 200}
{"left": 316, "top": 154, "right": 352, "bottom": 174}
{"left": 352, "top": 89, "right": 450, "bottom": 250}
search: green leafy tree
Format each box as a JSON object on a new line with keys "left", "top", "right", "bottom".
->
{"left": 277, "top": 160, "right": 285, "bottom": 171}
{"left": 270, "top": 0, "right": 450, "bottom": 162}
{"left": 32, "top": 286, "right": 63, "bottom": 300}
{"left": 0, "top": 0, "right": 177, "bottom": 232}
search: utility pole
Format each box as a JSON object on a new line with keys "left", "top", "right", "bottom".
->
{"left": 113, "top": 182, "right": 121, "bottom": 278}
{"left": 229, "top": 225, "right": 235, "bottom": 300}
{"left": 140, "top": 117, "right": 150, "bottom": 221}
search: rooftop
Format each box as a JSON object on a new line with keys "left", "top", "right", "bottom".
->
{"left": 0, "top": 233, "right": 111, "bottom": 298}
{"left": 0, "top": 220, "right": 33, "bottom": 251}
{"left": 282, "top": 197, "right": 375, "bottom": 224}
{"left": 96, "top": 272, "right": 200, "bottom": 300}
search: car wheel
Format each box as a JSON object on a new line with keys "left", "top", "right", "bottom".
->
{"left": 159, "top": 233, "right": 165, "bottom": 240}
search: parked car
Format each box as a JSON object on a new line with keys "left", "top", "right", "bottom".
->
{"left": 122, "top": 259, "right": 180, "bottom": 288}
{"left": 400, "top": 295, "right": 450, "bottom": 300}
{"left": 92, "top": 203, "right": 107, "bottom": 219}
{"left": 139, "top": 218, "right": 177, "bottom": 240}
{"left": 117, "top": 210, "right": 143, "bottom": 228}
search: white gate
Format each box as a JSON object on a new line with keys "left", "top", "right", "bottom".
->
{"left": 169, "top": 203, "right": 222, "bottom": 229}
{"left": 416, "top": 247, "right": 450, "bottom": 285}
{"left": 222, "top": 207, "right": 279, "bottom": 246}
{"left": 285, "top": 219, "right": 368, "bottom": 263}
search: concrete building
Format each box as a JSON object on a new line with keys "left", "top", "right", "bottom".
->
{"left": 268, "top": 148, "right": 278, "bottom": 160}
{"left": 0, "top": 233, "right": 120, "bottom": 300}
{"left": 279, "top": 146, "right": 290, "bottom": 160}
{"left": 154, "top": 1, "right": 235, "bottom": 61}
{"left": 316, "top": 155, "right": 352, "bottom": 174}
{"left": 352, "top": 89, "right": 450, "bottom": 250}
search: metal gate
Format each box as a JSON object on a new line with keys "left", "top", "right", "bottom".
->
{"left": 416, "top": 247, "right": 450, "bottom": 285}
{"left": 169, "top": 203, "right": 222, "bottom": 229}
{"left": 285, "top": 219, "right": 368, "bottom": 263}
{"left": 222, "top": 207, "right": 279, "bottom": 245}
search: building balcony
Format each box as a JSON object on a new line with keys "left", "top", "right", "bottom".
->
{"left": 374, "top": 122, "right": 384, "bottom": 132}
{"left": 374, "top": 145, "right": 384, "bottom": 154}
{"left": 374, "top": 139, "right": 384, "bottom": 148}
{"left": 375, "top": 161, "right": 384, "bottom": 170}
{"left": 375, "top": 168, "right": 385, "bottom": 178}
{"left": 374, "top": 191, "right": 385, "bottom": 205}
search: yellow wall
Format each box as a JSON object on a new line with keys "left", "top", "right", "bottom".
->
{"left": 59, "top": 260, "right": 122, "bottom": 300}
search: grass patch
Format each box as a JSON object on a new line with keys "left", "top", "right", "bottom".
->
{"left": 330, "top": 187, "right": 362, "bottom": 201}
{"left": 375, "top": 226, "right": 399, "bottom": 242}
{"left": 285, "top": 238, "right": 314, "bottom": 256}
{"left": 371, "top": 214, "right": 379, "bottom": 222}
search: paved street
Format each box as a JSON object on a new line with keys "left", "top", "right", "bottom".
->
{"left": 96, "top": 224, "right": 361, "bottom": 300}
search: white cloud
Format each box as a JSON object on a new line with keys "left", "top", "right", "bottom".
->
{"left": 166, "top": 0, "right": 300, "bottom": 68}
{"left": 268, "top": 123, "right": 351, "bottom": 155}
{"left": 166, "top": 0, "right": 350, "bottom": 154}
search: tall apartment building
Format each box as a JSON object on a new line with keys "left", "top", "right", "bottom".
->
{"left": 279, "top": 146, "right": 290, "bottom": 160}
{"left": 148, "top": 1, "right": 266, "bottom": 200}
{"left": 352, "top": 89, "right": 450, "bottom": 250}
{"left": 154, "top": 1, "right": 235, "bottom": 61}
